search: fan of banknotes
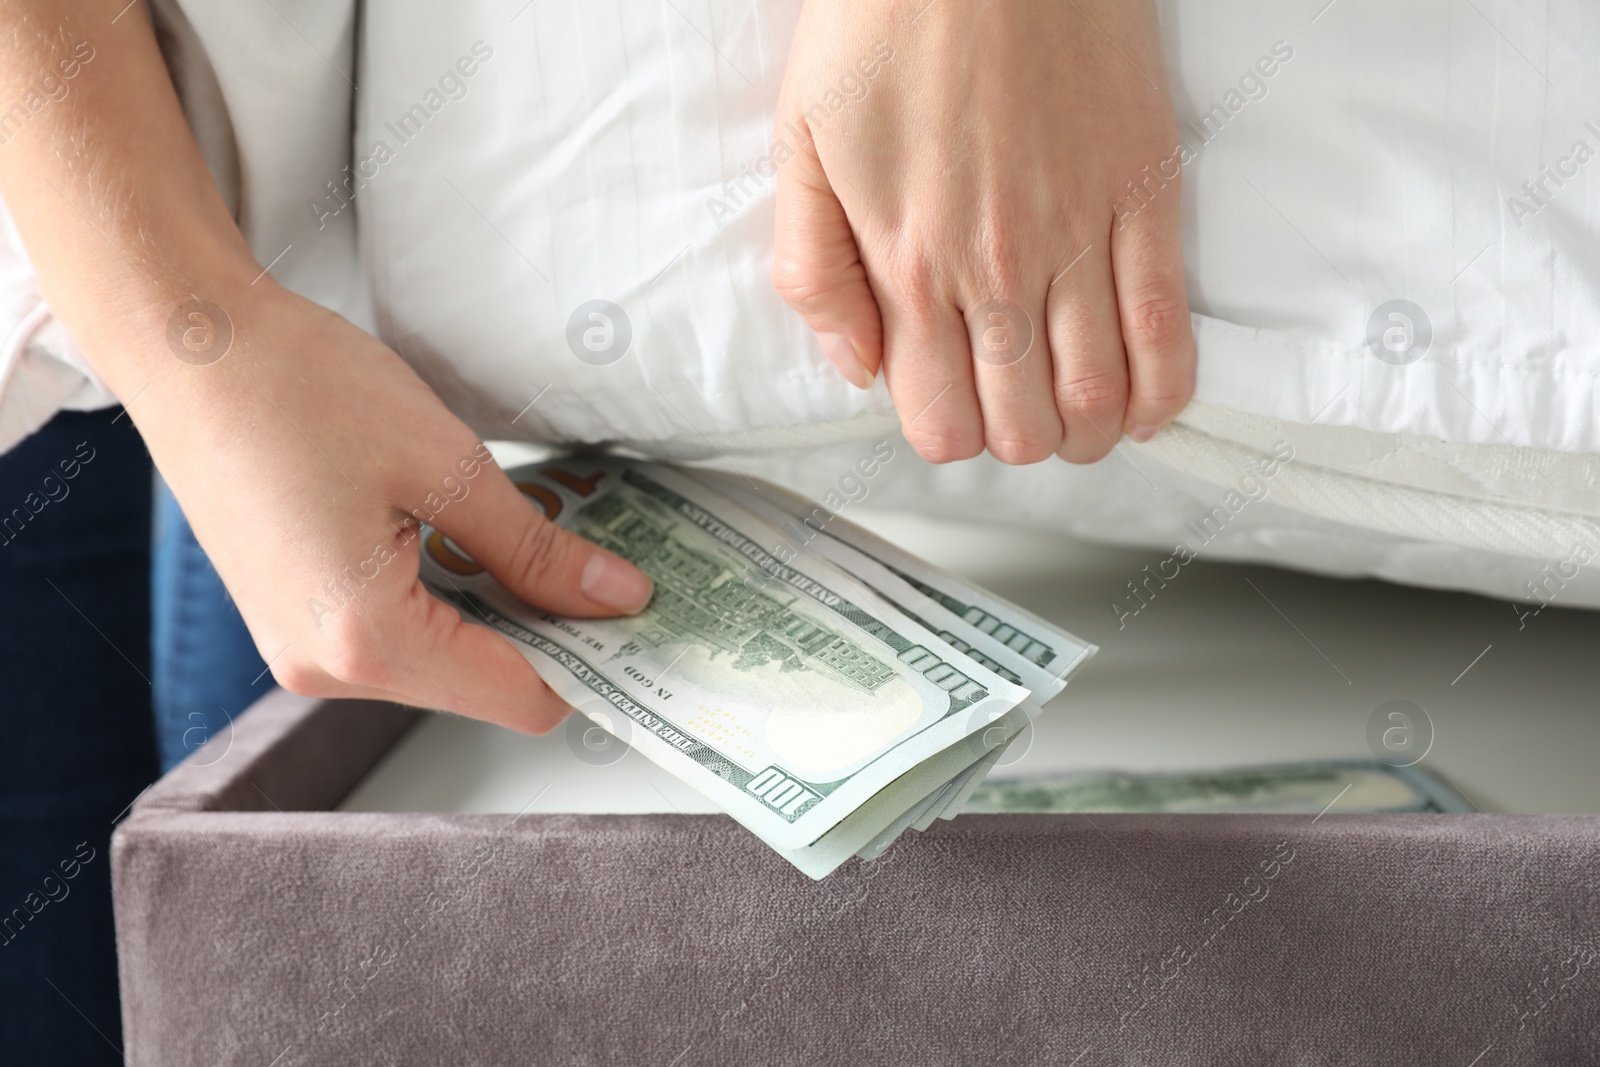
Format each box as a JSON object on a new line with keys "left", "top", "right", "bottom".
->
{"left": 417, "top": 453, "right": 1095, "bottom": 879}
{"left": 963, "top": 760, "right": 1476, "bottom": 815}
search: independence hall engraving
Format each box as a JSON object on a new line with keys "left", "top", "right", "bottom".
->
{"left": 579, "top": 492, "right": 896, "bottom": 694}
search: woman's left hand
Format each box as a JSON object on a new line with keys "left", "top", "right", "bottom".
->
{"left": 771, "top": 0, "right": 1195, "bottom": 465}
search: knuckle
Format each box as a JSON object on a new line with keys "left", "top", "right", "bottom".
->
{"left": 971, "top": 226, "right": 1028, "bottom": 303}
{"left": 771, "top": 257, "right": 869, "bottom": 317}
{"left": 770, "top": 255, "right": 822, "bottom": 307}
{"left": 880, "top": 251, "right": 941, "bottom": 314}
{"left": 1056, "top": 370, "right": 1129, "bottom": 422}
{"left": 314, "top": 617, "right": 392, "bottom": 690}
{"left": 506, "top": 515, "right": 565, "bottom": 588}
{"left": 271, "top": 656, "right": 329, "bottom": 698}
{"left": 1124, "top": 288, "right": 1190, "bottom": 352}
{"left": 1058, "top": 431, "right": 1117, "bottom": 465}
{"left": 986, "top": 428, "right": 1061, "bottom": 466}
{"left": 1137, "top": 382, "right": 1196, "bottom": 421}
{"left": 904, "top": 423, "right": 984, "bottom": 465}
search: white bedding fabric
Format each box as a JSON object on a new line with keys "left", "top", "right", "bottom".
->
{"left": 1, "top": 0, "right": 1597, "bottom": 606}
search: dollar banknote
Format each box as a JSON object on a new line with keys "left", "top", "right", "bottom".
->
{"left": 682, "top": 469, "right": 1077, "bottom": 701}
{"left": 774, "top": 703, "right": 1034, "bottom": 877}
{"left": 416, "top": 455, "right": 1090, "bottom": 877}
{"left": 684, "top": 468, "right": 1095, "bottom": 688}
{"left": 962, "top": 760, "right": 1476, "bottom": 815}
{"left": 675, "top": 467, "right": 1102, "bottom": 853}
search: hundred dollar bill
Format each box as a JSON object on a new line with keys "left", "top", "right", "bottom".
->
{"left": 681, "top": 468, "right": 1073, "bottom": 701}
{"left": 785, "top": 704, "right": 1032, "bottom": 876}
{"left": 858, "top": 700, "right": 1040, "bottom": 858}
{"left": 666, "top": 464, "right": 1093, "bottom": 862}
{"left": 416, "top": 455, "right": 1031, "bottom": 862}
{"left": 854, "top": 732, "right": 1020, "bottom": 859}
{"left": 682, "top": 469, "right": 1096, "bottom": 684}
{"left": 917, "top": 700, "right": 1047, "bottom": 828}
{"left": 962, "top": 760, "right": 1475, "bottom": 816}
{"left": 856, "top": 783, "right": 955, "bottom": 862}
{"left": 921, "top": 743, "right": 1011, "bottom": 826}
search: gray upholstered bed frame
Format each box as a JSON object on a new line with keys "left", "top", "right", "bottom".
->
{"left": 113, "top": 689, "right": 1600, "bottom": 1065}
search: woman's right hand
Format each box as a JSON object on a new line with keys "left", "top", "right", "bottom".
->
{"left": 133, "top": 281, "right": 653, "bottom": 732}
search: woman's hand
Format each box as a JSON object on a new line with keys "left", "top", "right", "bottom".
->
{"left": 0, "top": 0, "right": 650, "bottom": 732}
{"left": 137, "top": 282, "right": 654, "bottom": 732}
{"left": 772, "top": 0, "right": 1195, "bottom": 465}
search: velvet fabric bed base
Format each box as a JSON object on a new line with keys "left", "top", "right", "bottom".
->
{"left": 113, "top": 690, "right": 1600, "bottom": 1066}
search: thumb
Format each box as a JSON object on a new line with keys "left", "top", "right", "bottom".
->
{"left": 771, "top": 122, "right": 884, "bottom": 389}
{"left": 433, "top": 460, "right": 653, "bottom": 618}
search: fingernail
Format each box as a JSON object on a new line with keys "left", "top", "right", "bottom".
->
{"left": 581, "top": 550, "right": 653, "bottom": 613}
{"left": 1127, "top": 423, "right": 1162, "bottom": 443}
{"left": 817, "top": 332, "right": 874, "bottom": 390}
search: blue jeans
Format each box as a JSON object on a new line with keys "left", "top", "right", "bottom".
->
{"left": 150, "top": 478, "right": 268, "bottom": 772}
{"left": 0, "top": 407, "right": 158, "bottom": 1065}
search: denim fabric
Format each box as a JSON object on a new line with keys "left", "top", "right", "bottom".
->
{"left": 150, "top": 478, "right": 268, "bottom": 773}
{"left": 0, "top": 407, "right": 159, "bottom": 1066}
